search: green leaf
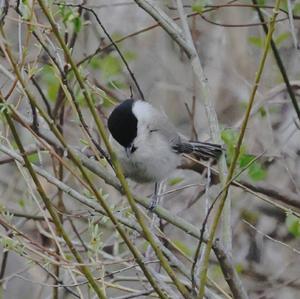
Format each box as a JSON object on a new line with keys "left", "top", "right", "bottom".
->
{"left": 248, "top": 36, "right": 264, "bottom": 48}
{"left": 28, "top": 153, "right": 38, "bottom": 163}
{"left": 18, "top": 198, "right": 25, "bottom": 209}
{"left": 107, "top": 80, "right": 127, "bottom": 90}
{"left": 80, "top": 139, "right": 90, "bottom": 146}
{"left": 72, "top": 16, "right": 82, "bottom": 33}
{"left": 90, "top": 57, "right": 102, "bottom": 70}
{"left": 0, "top": 103, "right": 9, "bottom": 114}
{"left": 1, "top": 237, "right": 16, "bottom": 251}
{"left": 235, "top": 263, "right": 244, "bottom": 273}
{"left": 286, "top": 214, "right": 300, "bottom": 237}
{"left": 256, "top": 0, "right": 265, "bottom": 5}
{"left": 99, "top": 55, "right": 122, "bottom": 79}
{"left": 172, "top": 240, "right": 192, "bottom": 256}
{"left": 19, "top": 0, "right": 31, "bottom": 20}
{"left": 221, "top": 129, "right": 238, "bottom": 146}
{"left": 293, "top": 3, "right": 300, "bottom": 14}
{"left": 63, "top": 10, "right": 73, "bottom": 24}
{"left": 240, "top": 209, "right": 258, "bottom": 225}
{"left": 123, "top": 51, "right": 137, "bottom": 61}
{"left": 222, "top": 129, "right": 267, "bottom": 181}
{"left": 239, "top": 154, "right": 267, "bottom": 182}
{"left": 259, "top": 107, "right": 267, "bottom": 118}
{"left": 221, "top": 128, "right": 244, "bottom": 164}
{"left": 59, "top": 5, "right": 73, "bottom": 25}
{"left": 192, "top": 0, "right": 210, "bottom": 13}
{"left": 247, "top": 162, "right": 267, "bottom": 181}
{"left": 76, "top": 94, "right": 85, "bottom": 107}
{"left": 239, "top": 154, "right": 253, "bottom": 168}
{"left": 279, "top": 1, "right": 288, "bottom": 11}
{"left": 101, "top": 94, "right": 115, "bottom": 108}
{"left": 65, "top": 254, "right": 73, "bottom": 261}
{"left": 88, "top": 218, "right": 103, "bottom": 256}
{"left": 168, "top": 177, "right": 184, "bottom": 186}
{"left": 40, "top": 65, "right": 60, "bottom": 102}
{"left": 274, "top": 32, "right": 290, "bottom": 46}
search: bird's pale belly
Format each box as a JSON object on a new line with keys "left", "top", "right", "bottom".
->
{"left": 119, "top": 148, "right": 180, "bottom": 183}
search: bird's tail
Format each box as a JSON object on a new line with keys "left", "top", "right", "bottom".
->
{"left": 173, "top": 141, "right": 224, "bottom": 160}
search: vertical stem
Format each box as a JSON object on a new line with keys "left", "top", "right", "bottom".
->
{"left": 0, "top": 37, "right": 169, "bottom": 299}
{"left": 53, "top": 107, "right": 65, "bottom": 299}
{"left": 176, "top": 0, "right": 231, "bottom": 286}
{"left": 36, "top": 1, "right": 190, "bottom": 297}
{"left": 197, "top": 1, "right": 282, "bottom": 298}
{"left": 252, "top": 0, "right": 300, "bottom": 122}
{"left": 1, "top": 104, "right": 107, "bottom": 299}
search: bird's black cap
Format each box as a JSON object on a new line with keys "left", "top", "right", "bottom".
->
{"left": 107, "top": 99, "right": 137, "bottom": 148}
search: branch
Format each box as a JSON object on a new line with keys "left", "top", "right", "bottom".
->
{"left": 197, "top": 1, "right": 282, "bottom": 297}
{"left": 0, "top": 143, "right": 234, "bottom": 298}
{"left": 134, "top": 0, "right": 234, "bottom": 293}
{"left": 7, "top": 105, "right": 248, "bottom": 299}
{"left": 182, "top": 160, "right": 300, "bottom": 214}
{"left": 53, "top": 2, "right": 145, "bottom": 101}
{"left": 0, "top": 0, "right": 9, "bottom": 25}
{"left": 252, "top": 0, "right": 300, "bottom": 122}
{"left": 0, "top": 25, "right": 168, "bottom": 299}
{"left": 0, "top": 97, "right": 106, "bottom": 299}
{"left": 37, "top": 1, "right": 190, "bottom": 296}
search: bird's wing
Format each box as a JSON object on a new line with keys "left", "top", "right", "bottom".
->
{"left": 151, "top": 110, "right": 182, "bottom": 145}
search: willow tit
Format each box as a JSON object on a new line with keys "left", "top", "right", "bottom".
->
{"left": 107, "top": 99, "right": 223, "bottom": 183}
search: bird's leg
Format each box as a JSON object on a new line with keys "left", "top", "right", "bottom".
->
{"left": 146, "top": 182, "right": 160, "bottom": 260}
{"left": 149, "top": 182, "right": 160, "bottom": 210}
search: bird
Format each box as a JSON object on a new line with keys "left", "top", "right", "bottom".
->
{"left": 107, "top": 99, "right": 223, "bottom": 207}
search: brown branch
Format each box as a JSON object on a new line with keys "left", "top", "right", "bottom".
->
{"left": 182, "top": 160, "right": 300, "bottom": 213}
{"left": 0, "top": 0, "right": 9, "bottom": 25}
{"left": 1, "top": 110, "right": 242, "bottom": 297}
{"left": 213, "top": 240, "right": 248, "bottom": 299}
{"left": 0, "top": 145, "right": 39, "bottom": 165}
{"left": 54, "top": 2, "right": 146, "bottom": 101}
{"left": 74, "top": 2, "right": 294, "bottom": 69}
{"left": 252, "top": 0, "right": 300, "bottom": 122}
{"left": 239, "top": 180, "right": 300, "bottom": 210}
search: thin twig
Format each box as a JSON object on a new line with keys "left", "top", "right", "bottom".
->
{"left": 197, "top": 1, "right": 282, "bottom": 297}
{"left": 243, "top": 220, "right": 300, "bottom": 255}
{"left": 0, "top": 142, "right": 237, "bottom": 298}
{"left": 38, "top": 1, "right": 190, "bottom": 297}
{"left": 0, "top": 0, "right": 9, "bottom": 25}
{"left": 287, "top": 0, "right": 298, "bottom": 49}
{"left": 0, "top": 96, "right": 107, "bottom": 299}
{"left": 252, "top": 0, "right": 300, "bottom": 122}
{"left": 54, "top": 2, "right": 145, "bottom": 101}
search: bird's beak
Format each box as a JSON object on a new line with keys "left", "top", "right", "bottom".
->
{"left": 125, "top": 147, "right": 131, "bottom": 158}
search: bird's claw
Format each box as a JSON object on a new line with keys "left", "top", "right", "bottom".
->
{"left": 148, "top": 195, "right": 159, "bottom": 211}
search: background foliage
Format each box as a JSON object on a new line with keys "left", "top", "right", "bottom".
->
{"left": 0, "top": 1, "right": 299, "bottom": 299}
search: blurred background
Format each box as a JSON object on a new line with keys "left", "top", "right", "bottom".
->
{"left": 0, "top": 1, "right": 299, "bottom": 298}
